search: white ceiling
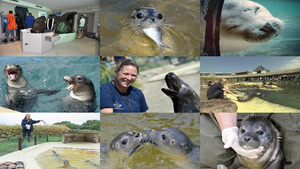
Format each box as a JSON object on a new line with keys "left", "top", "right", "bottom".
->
{"left": 19, "top": 0, "right": 100, "bottom": 10}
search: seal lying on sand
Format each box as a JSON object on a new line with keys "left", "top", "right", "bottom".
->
{"left": 218, "top": 115, "right": 283, "bottom": 169}
{"left": 60, "top": 75, "right": 96, "bottom": 112}
{"left": 146, "top": 128, "right": 200, "bottom": 167}
{"left": 220, "top": 0, "right": 284, "bottom": 53}
{"left": 237, "top": 92, "right": 261, "bottom": 102}
{"left": 4, "top": 64, "right": 60, "bottom": 112}
{"left": 161, "top": 72, "right": 200, "bottom": 113}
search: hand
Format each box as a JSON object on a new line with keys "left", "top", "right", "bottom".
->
{"left": 222, "top": 127, "right": 263, "bottom": 159}
{"left": 40, "top": 120, "right": 44, "bottom": 122}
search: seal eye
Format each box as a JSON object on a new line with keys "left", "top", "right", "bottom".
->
{"left": 157, "top": 14, "right": 163, "bottom": 19}
{"left": 135, "top": 133, "right": 140, "bottom": 138}
{"left": 16, "top": 65, "right": 20, "bottom": 68}
{"left": 136, "top": 13, "right": 144, "bottom": 19}
{"left": 256, "top": 130, "right": 264, "bottom": 135}
{"left": 244, "top": 8, "right": 250, "bottom": 12}
{"left": 241, "top": 129, "right": 245, "bottom": 134}
{"left": 162, "top": 134, "right": 166, "bottom": 140}
{"left": 122, "top": 139, "right": 128, "bottom": 145}
{"left": 77, "top": 77, "right": 82, "bottom": 81}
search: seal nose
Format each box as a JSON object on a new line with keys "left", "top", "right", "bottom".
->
{"left": 147, "top": 129, "right": 153, "bottom": 133}
{"left": 244, "top": 136, "right": 251, "bottom": 142}
{"left": 150, "top": 18, "right": 155, "bottom": 23}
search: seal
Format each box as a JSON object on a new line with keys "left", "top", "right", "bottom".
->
{"left": 59, "top": 75, "right": 96, "bottom": 112}
{"left": 237, "top": 92, "right": 261, "bottom": 102}
{"left": 220, "top": 0, "right": 284, "bottom": 53}
{"left": 4, "top": 64, "right": 60, "bottom": 112}
{"left": 130, "top": 7, "right": 170, "bottom": 53}
{"left": 218, "top": 115, "right": 283, "bottom": 169}
{"left": 52, "top": 151, "right": 63, "bottom": 161}
{"left": 60, "top": 160, "right": 76, "bottom": 169}
{"left": 84, "top": 160, "right": 100, "bottom": 168}
{"left": 146, "top": 128, "right": 200, "bottom": 167}
{"left": 161, "top": 72, "right": 200, "bottom": 113}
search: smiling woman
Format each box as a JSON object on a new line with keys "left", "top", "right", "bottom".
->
{"left": 100, "top": 59, "right": 148, "bottom": 113}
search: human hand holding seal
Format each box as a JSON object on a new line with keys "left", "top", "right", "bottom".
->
{"left": 222, "top": 126, "right": 263, "bottom": 159}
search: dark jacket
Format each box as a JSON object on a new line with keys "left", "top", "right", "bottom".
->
{"left": 25, "top": 15, "right": 35, "bottom": 28}
{"left": 21, "top": 119, "right": 40, "bottom": 133}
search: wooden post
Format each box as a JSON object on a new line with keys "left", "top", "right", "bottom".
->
{"left": 18, "top": 137, "right": 22, "bottom": 151}
{"left": 34, "top": 135, "right": 37, "bottom": 145}
{"left": 47, "top": 135, "right": 49, "bottom": 142}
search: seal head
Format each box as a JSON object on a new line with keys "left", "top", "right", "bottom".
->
{"left": 130, "top": 7, "right": 170, "bottom": 53}
{"left": 110, "top": 131, "right": 145, "bottom": 153}
{"left": 226, "top": 115, "right": 283, "bottom": 169}
{"left": 4, "top": 64, "right": 27, "bottom": 88}
{"left": 60, "top": 75, "right": 96, "bottom": 112}
{"left": 161, "top": 72, "right": 200, "bottom": 112}
{"left": 220, "top": 0, "right": 284, "bottom": 53}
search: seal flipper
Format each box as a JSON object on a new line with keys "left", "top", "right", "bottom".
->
{"left": 34, "top": 89, "right": 61, "bottom": 96}
{"left": 157, "top": 41, "right": 171, "bottom": 54}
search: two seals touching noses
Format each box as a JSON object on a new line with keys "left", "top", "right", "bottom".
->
{"left": 218, "top": 115, "right": 283, "bottom": 169}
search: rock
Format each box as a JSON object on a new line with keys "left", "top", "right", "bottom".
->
{"left": 8, "top": 164, "right": 16, "bottom": 169}
{"left": 16, "top": 164, "right": 24, "bottom": 169}
{"left": 200, "top": 99, "right": 238, "bottom": 113}
{"left": 0, "top": 165, "right": 8, "bottom": 169}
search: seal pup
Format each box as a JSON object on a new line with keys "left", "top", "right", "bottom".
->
{"left": 130, "top": 7, "right": 170, "bottom": 53}
{"left": 4, "top": 64, "right": 60, "bottom": 112}
{"left": 84, "top": 160, "right": 100, "bottom": 168}
{"left": 237, "top": 92, "right": 262, "bottom": 102}
{"left": 59, "top": 160, "right": 76, "bottom": 169}
{"left": 218, "top": 115, "right": 283, "bottom": 169}
{"left": 220, "top": 0, "right": 284, "bottom": 53}
{"left": 59, "top": 75, "right": 96, "bottom": 112}
{"left": 146, "top": 128, "right": 200, "bottom": 167}
{"left": 161, "top": 72, "right": 200, "bottom": 113}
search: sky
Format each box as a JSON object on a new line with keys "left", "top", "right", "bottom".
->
{"left": 0, "top": 113, "right": 100, "bottom": 126}
{"left": 200, "top": 57, "right": 300, "bottom": 73}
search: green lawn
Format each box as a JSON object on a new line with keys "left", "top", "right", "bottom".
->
{"left": 0, "top": 136, "right": 62, "bottom": 157}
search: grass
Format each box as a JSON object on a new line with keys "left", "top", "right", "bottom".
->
{"left": 0, "top": 135, "right": 63, "bottom": 157}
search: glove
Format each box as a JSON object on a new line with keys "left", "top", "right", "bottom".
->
{"left": 222, "top": 127, "right": 263, "bottom": 159}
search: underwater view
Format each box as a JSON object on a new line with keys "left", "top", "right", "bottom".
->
{"left": 0, "top": 56, "right": 100, "bottom": 112}
{"left": 100, "top": 0, "right": 200, "bottom": 56}
{"left": 222, "top": 0, "right": 300, "bottom": 56}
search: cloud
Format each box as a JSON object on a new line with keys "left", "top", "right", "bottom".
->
{"left": 280, "top": 58, "right": 300, "bottom": 71}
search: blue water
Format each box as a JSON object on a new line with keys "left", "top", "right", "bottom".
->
{"left": 222, "top": 0, "right": 300, "bottom": 56}
{"left": 0, "top": 56, "right": 100, "bottom": 112}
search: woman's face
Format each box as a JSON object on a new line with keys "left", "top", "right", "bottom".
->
{"left": 115, "top": 65, "right": 138, "bottom": 89}
{"left": 26, "top": 114, "right": 30, "bottom": 120}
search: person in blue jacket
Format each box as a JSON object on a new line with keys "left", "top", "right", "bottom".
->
{"left": 100, "top": 59, "right": 149, "bottom": 113}
{"left": 21, "top": 114, "right": 43, "bottom": 141}
{"left": 24, "top": 13, "right": 35, "bottom": 28}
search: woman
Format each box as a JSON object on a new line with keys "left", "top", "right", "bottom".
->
{"left": 21, "top": 114, "right": 43, "bottom": 140}
{"left": 100, "top": 59, "right": 148, "bottom": 113}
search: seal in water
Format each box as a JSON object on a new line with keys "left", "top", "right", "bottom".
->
{"left": 146, "top": 128, "right": 200, "bottom": 167}
{"left": 218, "top": 115, "right": 283, "bottom": 169}
{"left": 4, "top": 64, "right": 60, "bottom": 112}
{"left": 237, "top": 92, "right": 261, "bottom": 102}
{"left": 59, "top": 75, "right": 96, "bottom": 112}
{"left": 52, "top": 151, "right": 63, "bottom": 161}
{"left": 84, "top": 160, "right": 100, "bottom": 168}
{"left": 220, "top": 0, "right": 284, "bottom": 53}
{"left": 130, "top": 7, "right": 170, "bottom": 53}
{"left": 60, "top": 160, "right": 76, "bottom": 169}
{"left": 161, "top": 72, "right": 200, "bottom": 113}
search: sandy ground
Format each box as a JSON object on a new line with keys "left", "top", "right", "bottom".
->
{"left": 0, "top": 107, "right": 19, "bottom": 113}
{"left": 139, "top": 61, "right": 200, "bottom": 113}
{"left": 200, "top": 87, "right": 300, "bottom": 113}
{"left": 0, "top": 142, "right": 99, "bottom": 169}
